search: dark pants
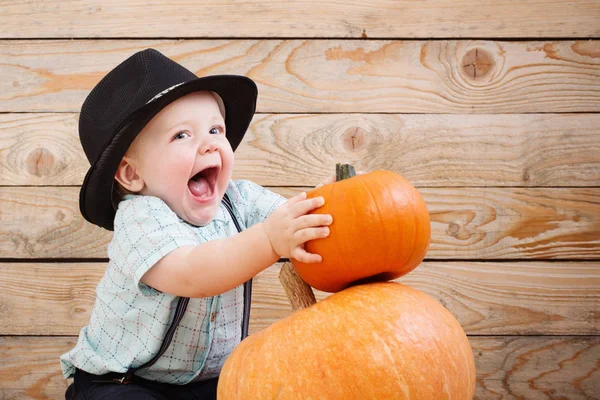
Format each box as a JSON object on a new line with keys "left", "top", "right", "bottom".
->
{"left": 65, "top": 368, "right": 218, "bottom": 400}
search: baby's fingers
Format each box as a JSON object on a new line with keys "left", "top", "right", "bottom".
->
{"left": 291, "top": 196, "right": 325, "bottom": 217}
{"left": 292, "top": 227, "right": 330, "bottom": 248}
{"left": 291, "top": 247, "right": 323, "bottom": 264}
{"left": 294, "top": 214, "right": 333, "bottom": 231}
{"left": 286, "top": 191, "right": 307, "bottom": 206}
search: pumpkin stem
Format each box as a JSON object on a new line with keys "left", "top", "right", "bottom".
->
{"left": 279, "top": 262, "right": 317, "bottom": 311}
{"left": 336, "top": 163, "right": 356, "bottom": 181}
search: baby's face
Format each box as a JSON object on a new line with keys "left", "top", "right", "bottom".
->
{"left": 124, "top": 91, "right": 234, "bottom": 226}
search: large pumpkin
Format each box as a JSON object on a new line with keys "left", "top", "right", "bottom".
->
{"left": 217, "top": 282, "right": 476, "bottom": 399}
{"left": 291, "top": 168, "right": 431, "bottom": 292}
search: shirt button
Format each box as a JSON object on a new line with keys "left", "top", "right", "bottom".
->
{"left": 210, "top": 312, "right": 217, "bottom": 322}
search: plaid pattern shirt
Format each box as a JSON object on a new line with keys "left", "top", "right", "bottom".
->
{"left": 60, "top": 180, "right": 286, "bottom": 384}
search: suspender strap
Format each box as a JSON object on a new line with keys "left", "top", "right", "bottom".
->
{"left": 222, "top": 194, "right": 253, "bottom": 340}
{"left": 120, "top": 193, "right": 247, "bottom": 383}
{"left": 123, "top": 296, "right": 190, "bottom": 381}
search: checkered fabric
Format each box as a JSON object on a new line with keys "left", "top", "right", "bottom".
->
{"left": 60, "top": 180, "right": 286, "bottom": 384}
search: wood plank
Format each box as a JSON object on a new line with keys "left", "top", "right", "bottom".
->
{"left": 2, "top": 186, "right": 599, "bottom": 260}
{"left": 1, "top": 336, "right": 598, "bottom": 399}
{"left": 0, "top": 187, "right": 112, "bottom": 259}
{"left": 251, "top": 262, "right": 600, "bottom": 336}
{"left": 0, "top": 263, "right": 104, "bottom": 336}
{"left": 0, "top": 114, "right": 85, "bottom": 186}
{"left": 1, "top": 0, "right": 599, "bottom": 39}
{"left": 0, "top": 261, "right": 597, "bottom": 336}
{"left": 0, "top": 336, "right": 76, "bottom": 400}
{"left": 2, "top": 40, "right": 600, "bottom": 113}
{"left": 2, "top": 113, "right": 599, "bottom": 187}
{"left": 473, "top": 336, "right": 599, "bottom": 399}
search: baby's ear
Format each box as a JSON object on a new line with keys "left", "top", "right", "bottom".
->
{"left": 115, "top": 158, "right": 145, "bottom": 192}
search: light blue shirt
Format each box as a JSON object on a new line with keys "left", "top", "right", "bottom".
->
{"left": 60, "top": 180, "right": 286, "bottom": 384}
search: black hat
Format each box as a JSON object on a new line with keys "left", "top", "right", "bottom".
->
{"left": 78, "top": 48, "right": 257, "bottom": 231}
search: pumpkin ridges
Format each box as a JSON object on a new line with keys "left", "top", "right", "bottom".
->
{"left": 357, "top": 175, "right": 391, "bottom": 270}
{"left": 401, "top": 170, "right": 431, "bottom": 273}
{"left": 370, "top": 172, "right": 407, "bottom": 272}
{"left": 381, "top": 170, "right": 430, "bottom": 279}
{"left": 340, "top": 178, "right": 372, "bottom": 283}
{"left": 390, "top": 172, "right": 422, "bottom": 276}
{"left": 218, "top": 282, "right": 476, "bottom": 399}
{"left": 330, "top": 176, "right": 379, "bottom": 290}
{"left": 292, "top": 169, "right": 431, "bottom": 292}
{"left": 356, "top": 171, "right": 424, "bottom": 281}
{"left": 399, "top": 174, "right": 419, "bottom": 270}
{"left": 350, "top": 172, "right": 395, "bottom": 284}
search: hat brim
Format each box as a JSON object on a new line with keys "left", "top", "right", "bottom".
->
{"left": 79, "top": 75, "right": 257, "bottom": 231}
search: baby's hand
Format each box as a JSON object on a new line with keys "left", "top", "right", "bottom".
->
{"left": 262, "top": 192, "right": 332, "bottom": 263}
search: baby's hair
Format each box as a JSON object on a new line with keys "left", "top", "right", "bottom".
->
{"left": 112, "top": 90, "right": 227, "bottom": 208}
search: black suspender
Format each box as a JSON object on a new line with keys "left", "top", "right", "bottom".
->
{"left": 124, "top": 297, "right": 191, "bottom": 379}
{"left": 222, "top": 194, "right": 253, "bottom": 340}
{"left": 120, "top": 193, "right": 248, "bottom": 383}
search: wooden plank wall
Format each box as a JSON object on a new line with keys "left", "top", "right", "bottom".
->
{"left": 1, "top": 1, "right": 599, "bottom": 398}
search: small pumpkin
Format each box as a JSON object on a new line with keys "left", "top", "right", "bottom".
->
{"left": 217, "top": 281, "right": 476, "bottom": 399}
{"left": 291, "top": 165, "right": 431, "bottom": 292}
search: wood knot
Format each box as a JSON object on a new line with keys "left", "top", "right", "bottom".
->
{"left": 342, "top": 127, "right": 367, "bottom": 152}
{"left": 448, "top": 222, "right": 461, "bottom": 237}
{"left": 25, "top": 148, "right": 54, "bottom": 177}
{"left": 56, "top": 210, "right": 66, "bottom": 221}
{"left": 461, "top": 48, "right": 495, "bottom": 80}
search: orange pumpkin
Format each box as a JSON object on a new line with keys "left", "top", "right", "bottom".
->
{"left": 217, "top": 282, "right": 476, "bottom": 399}
{"left": 291, "top": 168, "right": 431, "bottom": 292}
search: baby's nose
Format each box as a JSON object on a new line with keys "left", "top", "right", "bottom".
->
{"left": 200, "top": 139, "right": 218, "bottom": 154}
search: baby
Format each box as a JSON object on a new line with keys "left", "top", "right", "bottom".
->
{"left": 61, "top": 48, "right": 333, "bottom": 400}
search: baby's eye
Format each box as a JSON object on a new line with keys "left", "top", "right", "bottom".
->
{"left": 210, "top": 126, "right": 224, "bottom": 135}
{"left": 173, "top": 131, "right": 190, "bottom": 140}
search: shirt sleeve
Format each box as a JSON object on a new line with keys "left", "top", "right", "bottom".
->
{"left": 109, "top": 195, "right": 198, "bottom": 294}
{"left": 232, "top": 180, "right": 287, "bottom": 228}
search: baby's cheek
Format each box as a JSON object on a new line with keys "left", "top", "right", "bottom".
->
{"left": 219, "top": 164, "right": 233, "bottom": 189}
{"left": 156, "top": 161, "right": 188, "bottom": 189}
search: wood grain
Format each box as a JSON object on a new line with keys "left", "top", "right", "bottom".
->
{"left": 1, "top": 0, "right": 599, "bottom": 39}
{"left": 0, "top": 187, "right": 112, "bottom": 259}
{"left": 0, "top": 336, "right": 76, "bottom": 400}
{"left": 474, "top": 336, "right": 600, "bottom": 399}
{"left": 239, "top": 113, "right": 600, "bottom": 187}
{"left": 0, "top": 336, "right": 597, "bottom": 399}
{"left": 251, "top": 262, "right": 600, "bottom": 336}
{"left": 2, "top": 40, "right": 599, "bottom": 113}
{"left": 2, "top": 186, "right": 598, "bottom": 260}
{"left": 0, "top": 261, "right": 597, "bottom": 336}
{"left": 0, "top": 114, "right": 86, "bottom": 186}
{"left": 2, "top": 113, "right": 599, "bottom": 187}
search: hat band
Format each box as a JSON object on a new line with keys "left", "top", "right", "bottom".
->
{"left": 146, "top": 82, "right": 186, "bottom": 104}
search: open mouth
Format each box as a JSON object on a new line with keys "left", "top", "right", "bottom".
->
{"left": 188, "top": 166, "right": 220, "bottom": 199}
